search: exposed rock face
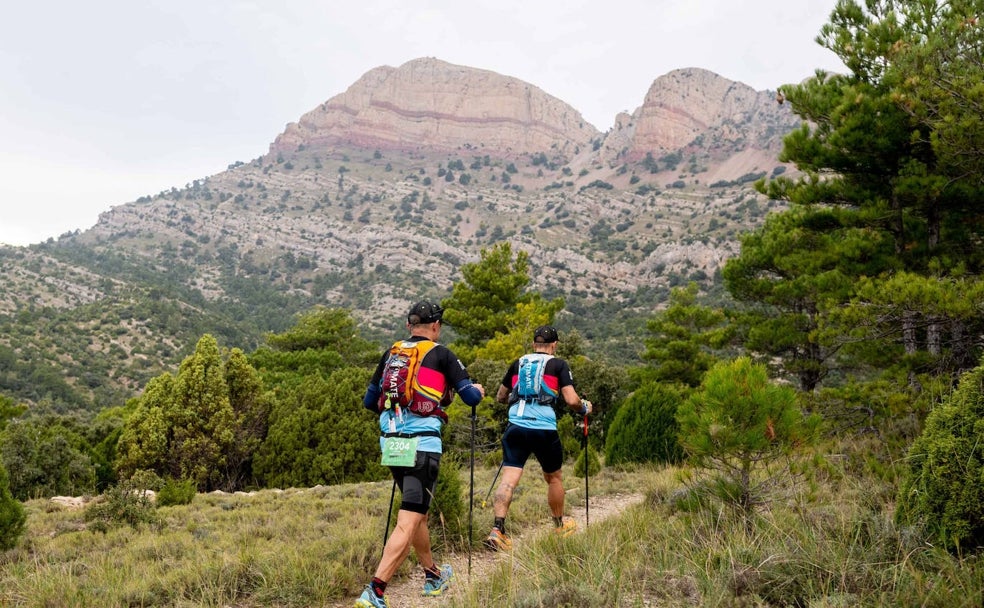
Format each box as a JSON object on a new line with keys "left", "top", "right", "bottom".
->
{"left": 1, "top": 58, "right": 810, "bottom": 410}
{"left": 271, "top": 57, "right": 601, "bottom": 157}
{"left": 608, "top": 67, "right": 799, "bottom": 163}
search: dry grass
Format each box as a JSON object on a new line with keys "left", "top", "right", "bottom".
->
{"left": 1, "top": 453, "right": 981, "bottom": 608}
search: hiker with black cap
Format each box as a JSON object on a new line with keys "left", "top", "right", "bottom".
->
{"left": 356, "top": 300, "right": 485, "bottom": 608}
{"left": 484, "top": 325, "right": 592, "bottom": 551}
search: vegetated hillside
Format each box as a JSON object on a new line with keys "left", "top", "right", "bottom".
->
{"left": 0, "top": 60, "right": 800, "bottom": 413}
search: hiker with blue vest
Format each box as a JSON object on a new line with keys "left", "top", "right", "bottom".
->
{"left": 356, "top": 300, "right": 485, "bottom": 608}
{"left": 485, "top": 325, "right": 592, "bottom": 551}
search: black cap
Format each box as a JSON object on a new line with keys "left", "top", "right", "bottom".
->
{"left": 408, "top": 300, "right": 444, "bottom": 324}
{"left": 533, "top": 325, "right": 559, "bottom": 343}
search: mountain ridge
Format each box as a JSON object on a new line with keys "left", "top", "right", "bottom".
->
{"left": 266, "top": 58, "right": 795, "bottom": 167}
{"left": 0, "top": 57, "right": 799, "bottom": 412}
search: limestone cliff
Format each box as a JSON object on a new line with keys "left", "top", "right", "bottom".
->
{"left": 605, "top": 67, "right": 799, "bottom": 166}
{"left": 270, "top": 57, "right": 601, "bottom": 157}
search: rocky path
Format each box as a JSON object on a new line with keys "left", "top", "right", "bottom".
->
{"left": 332, "top": 492, "right": 645, "bottom": 608}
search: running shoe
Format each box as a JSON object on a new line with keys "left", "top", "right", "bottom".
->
{"left": 422, "top": 564, "right": 453, "bottom": 596}
{"left": 554, "top": 517, "right": 577, "bottom": 537}
{"left": 485, "top": 527, "right": 512, "bottom": 551}
{"left": 355, "top": 584, "right": 388, "bottom": 608}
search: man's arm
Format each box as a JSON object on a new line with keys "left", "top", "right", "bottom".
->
{"left": 440, "top": 346, "right": 486, "bottom": 407}
{"left": 560, "top": 385, "right": 592, "bottom": 414}
{"left": 496, "top": 384, "right": 510, "bottom": 404}
{"left": 496, "top": 360, "right": 518, "bottom": 404}
{"left": 362, "top": 350, "right": 388, "bottom": 412}
{"left": 363, "top": 383, "right": 381, "bottom": 412}
{"left": 560, "top": 384, "right": 581, "bottom": 408}
{"left": 557, "top": 359, "right": 592, "bottom": 414}
{"left": 455, "top": 378, "right": 485, "bottom": 407}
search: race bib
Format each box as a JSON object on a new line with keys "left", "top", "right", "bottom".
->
{"left": 381, "top": 436, "right": 418, "bottom": 467}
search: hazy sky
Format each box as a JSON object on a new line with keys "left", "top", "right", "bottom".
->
{"left": 0, "top": 0, "right": 845, "bottom": 246}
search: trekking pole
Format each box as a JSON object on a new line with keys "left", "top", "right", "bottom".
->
{"left": 382, "top": 478, "right": 397, "bottom": 559}
{"left": 583, "top": 413, "right": 589, "bottom": 528}
{"left": 481, "top": 461, "right": 504, "bottom": 508}
{"left": 482, "top": 422, "right": 510, "bottom": 507}
{"left": 469, "top": 406, "right": 476, "bottom": 578}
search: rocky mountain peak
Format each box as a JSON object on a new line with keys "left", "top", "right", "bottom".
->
{"left": 270, "top": 57, "right": 601, "bottom": 158}
{"left": 607, "top": 67, "right": 798, "bottom": 164}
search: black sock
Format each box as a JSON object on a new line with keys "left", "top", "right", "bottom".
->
{"left": 553, "top": 516, "right": 564, "bottom": 527}
{"left": 371, "top": 577, "right": 387, "bottom": 597}
{"left": 494, "top": 517, "right": 506, "bottom": 534}
{"left": 424, "top": 564, "right": 442, "bottom": 579}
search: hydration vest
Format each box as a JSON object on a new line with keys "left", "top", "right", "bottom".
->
{"left": 377, "top": 339, "right": 448, "bottom": 421}
{"left": 510, "top": 353, "right": 558, "bottom": 407}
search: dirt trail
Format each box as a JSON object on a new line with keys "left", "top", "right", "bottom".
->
{"left": 332, "top": 492, "right": 645, "bottom": 608}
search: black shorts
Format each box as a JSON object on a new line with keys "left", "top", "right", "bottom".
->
{"left": 391, "top": 451, "right": 441, "bottom": 514}
{"left": 501, "top": 425, "right": 563, "bottom": 474}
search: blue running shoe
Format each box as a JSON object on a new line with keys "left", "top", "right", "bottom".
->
{"left": 355, "top": 584, "right": 388, "bottom": 608}
{"left": 421, "top": 564, "right": 453, "bottom": 596}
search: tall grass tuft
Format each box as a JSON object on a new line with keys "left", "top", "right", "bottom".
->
{"left": 449, "top": 453, "right": 983, "bottom": 608}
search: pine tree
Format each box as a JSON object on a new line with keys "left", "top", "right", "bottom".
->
{"left": 442, "top": 243, "right": 563, "bottom": 350}
{"left": 676, "top": 357, "right": 819, "bottom": 525}
{"left": 752, "top": 0, "right": 984, "bottom": 386}
{"left": 0, "top": 459, "right": 26, "bottom": 550}
{"left": 723, "top": 206, "right": 893, "bottom": 390}
{"left": 642, "top": 283, "right": 730, "bottom": 388}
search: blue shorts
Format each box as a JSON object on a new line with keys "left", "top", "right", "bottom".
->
{"left": 391, "top": 451, "right": 441, "bottom": 514}
{"left": 501, "top": 425, "right": 563, "bottom": 474}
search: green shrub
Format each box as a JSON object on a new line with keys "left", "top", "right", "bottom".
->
{"left": 483, "top": 449, "right": 502, "bottom": 468}
{"left": 897, "top": 360, "right": 984, "bottom": 553}
{"left": 573, "top": 444, "right": 601, "bottom": 478}
{"left": 157, "top": 477, "right": 197, "bottom": 506}
{"left": 605, "top": 383, "right": 684, "bottom": 466}
{"left": 128, "top": 469, "right": 163, "bottom": 492}
{"left": 84, "top": 479, "right": 158, "bottom": 532}
{"left": 557, "top": 415, "right": 581, "bottom": 461}
{"left": 0, "top": 460, "right": 26, "bottom": 550}
{"left": 430, "top": 455, "right": 466, "bottom": 549}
